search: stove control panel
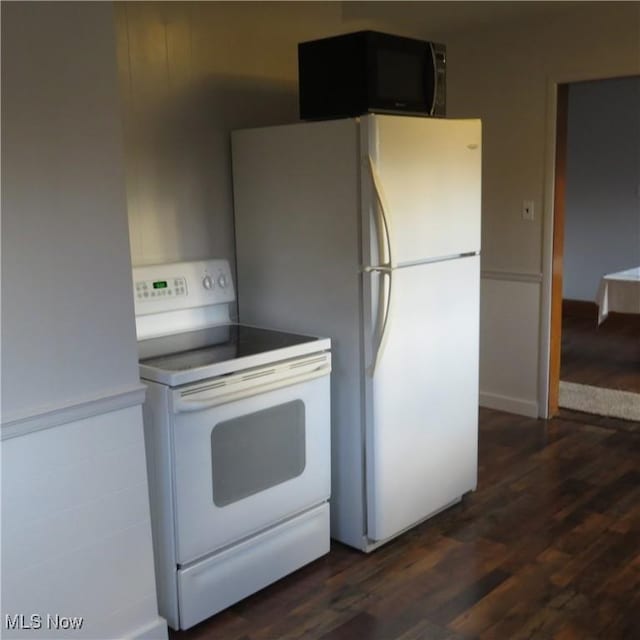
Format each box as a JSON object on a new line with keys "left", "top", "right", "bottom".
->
{"left": 135, "top": 276, "right": 188, "bottom": 301}
{"left": 132, "top": 259, "right": 235, "bottom": 317}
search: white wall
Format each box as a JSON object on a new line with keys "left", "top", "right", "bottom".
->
{"left": 2, "top": 408, "right": 163, "bottom": 640}
{"left": 563, "top": 76, "right": 640, "bottom": 302}
{"left": 1, "top": 3, "right": 165, "bottom": 637}
{"left": 117, "top": 1, "right": 346, "bottom": 267}
{"left": 2, "top": 1, "right": 139, "bottom": 420}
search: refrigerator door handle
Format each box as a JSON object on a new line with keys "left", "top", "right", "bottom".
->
{"left": 366, "top": 267, "right": 394, "bottom": 377}
{"left": 367, "top": 156, "right": 395, "bottom": 269}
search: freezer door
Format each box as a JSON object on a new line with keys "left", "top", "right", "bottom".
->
{"left": 361, "top": 115, "right": 481, "bottom": 266}
{"left": 364, "top": 255, "right": 479, "bottom": 542}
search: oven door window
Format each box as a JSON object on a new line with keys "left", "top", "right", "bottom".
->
{"left": 211, "top": 400, "right": 306, "bottom": 507}
{"left": 171, "top": 372, "right": 330, "bottom": 565}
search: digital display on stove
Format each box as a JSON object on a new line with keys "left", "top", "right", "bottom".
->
{"left": 153, "top": 281, "right": 168, "bottom": 289}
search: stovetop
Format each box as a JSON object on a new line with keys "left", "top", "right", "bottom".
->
{"left": 138, "top": 323, "right": 330, "bottom": 387}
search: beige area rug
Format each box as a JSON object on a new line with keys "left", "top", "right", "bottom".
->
{"left": 559, "top": 381, "right": 640, "bottom": 422}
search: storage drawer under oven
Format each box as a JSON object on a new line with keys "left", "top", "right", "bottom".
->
{"left": 169, "top": 353, "right": 331, "bottom": 565}
{"left": 177, "top": 503, "right": 329, "bottom": 629}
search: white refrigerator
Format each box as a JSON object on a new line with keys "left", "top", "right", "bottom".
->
{"left": 232, "top": 114, "right": 481, "bottom": 552}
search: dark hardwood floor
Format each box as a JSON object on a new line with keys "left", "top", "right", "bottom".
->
{"left": 560, "top": 303, "right": 640, "bottom": 393}
{"left": 170, "top": 408, "right": 640, "bottom": 640}
{"left": 557, "top": 408, "right": 640, "bottom": 434}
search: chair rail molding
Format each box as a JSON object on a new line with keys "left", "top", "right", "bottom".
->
{"left": 481, "top": 269, "right": 543, "bottom": 284}
{"left": 1, "top": 384, "right": 147, "bottom": 440}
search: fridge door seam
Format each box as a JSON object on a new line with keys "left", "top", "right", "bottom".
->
{"left": 393, "top": 252, "right": 480, "bottom": 268}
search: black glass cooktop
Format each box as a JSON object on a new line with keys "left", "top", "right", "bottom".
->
{"left": 138, "top": 324, "right": 318, "bottom": 372}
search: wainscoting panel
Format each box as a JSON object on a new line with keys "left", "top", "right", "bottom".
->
{"left": 1, "top": 405, "right": 166, "bottom": 639}
{"left": 479, "top": 274, "right": 541, "bottom": 418}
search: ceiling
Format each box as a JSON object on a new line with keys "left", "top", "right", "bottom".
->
{"left": 341, "top": 1, "right": 595, "bottom": 36}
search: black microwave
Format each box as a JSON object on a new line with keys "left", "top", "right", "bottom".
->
{"left": 298, "top": 31, "right": 446, "bottom": 120}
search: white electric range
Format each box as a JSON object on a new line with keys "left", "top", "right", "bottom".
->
{"left": 133, "top": 259, "right": 331, "bottom": 630}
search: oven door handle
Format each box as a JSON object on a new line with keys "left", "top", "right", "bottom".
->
{"left": 171, "top": 355, "right": 331, "bottom": 414}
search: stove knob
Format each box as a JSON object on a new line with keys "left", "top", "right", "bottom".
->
{"left": 202, "top": 275, "right": 214, "bottom": 290}
{"left": 217, "top": 274, "right": 228, "bottom": 288}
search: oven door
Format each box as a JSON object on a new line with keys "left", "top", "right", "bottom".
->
{"left": 170, "top": 353, "right": 331, "bottom": 565}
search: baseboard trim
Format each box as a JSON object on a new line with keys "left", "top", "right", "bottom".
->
{"left": 480, "top": 391, "right": 539, "bottom": 418}
{"left": 1, "top": 384, "right": 147, "bottom": 441}
{"left": 126, "top": 616, "right": 168, "bottom": 640}
{"left": 562, "top": 298, "right": 597, "bottom": 320}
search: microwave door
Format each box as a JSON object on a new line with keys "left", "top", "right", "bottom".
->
{"left": 372, "top": 38, "right": 435, "bottom": 115}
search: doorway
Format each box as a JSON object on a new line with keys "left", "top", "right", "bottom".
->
{"left": 547, "top": 75, "right": 640, "bottom": 422}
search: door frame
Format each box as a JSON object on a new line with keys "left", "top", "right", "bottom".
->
{"left": 545, "top": 82, "right": 568, "bottom": 418}
{"left": 539, "top": 73, "right": 639, "bottom": 418}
